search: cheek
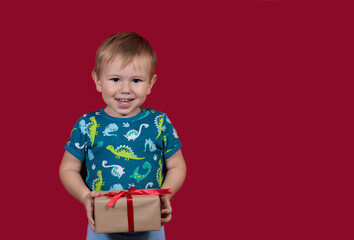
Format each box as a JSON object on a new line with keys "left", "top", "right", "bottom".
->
{"left": 101, "top": 84, "right": 116, "bottom": 95}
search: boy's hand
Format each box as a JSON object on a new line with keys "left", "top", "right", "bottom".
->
{"left": 82, "top": 191, "right": 100, "bottom": 232}
{"left": 160, "top": 195, "right": 172, "bottom": 225}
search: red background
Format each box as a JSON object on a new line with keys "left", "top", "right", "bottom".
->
{"left": 1, "top": 1, "right": 353, "bottom": 239}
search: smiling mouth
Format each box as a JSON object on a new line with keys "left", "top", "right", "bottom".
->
{"left": 116, "top": 98, "right": 134, "bottom": 104}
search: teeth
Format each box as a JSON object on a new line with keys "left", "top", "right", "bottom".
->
{"left": 119, "top": 99, "right": 132, "bottom": 102}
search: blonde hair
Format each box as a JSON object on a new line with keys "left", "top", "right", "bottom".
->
{"left": 93, "top": 32, "right": 157, "bottom": 78}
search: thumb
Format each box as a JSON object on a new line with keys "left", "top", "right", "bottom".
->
{"left": 90, "top": 191, "right": 100, "bottom": 198}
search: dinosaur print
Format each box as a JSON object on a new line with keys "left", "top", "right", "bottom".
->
{"left": 102, "top": 160, "right": 125, "bottom": 179}
{"left": 157, "top": 159, "right": 163, "bottom": 187}
{"left": 144, "top": 138, "right": 157, "bottom": 152}
{"left": 164, "top": 149, "right": 172, "bottom": 155}
{"left": 124, "top": 124, "right": 149, "bottom": 141}
{"left": 163, "top": 144, "right": 180, "bottom": 155}
{"left": 88, "top": 149, "right": 95, "bottom": 160}
{"left": 97, "top": 141, "right": 104, "bottom": 148}
{"left": 87, "top": 116, "right": 99, "bottom": 147}
{"left": 145, "top": 182, "right": 153, "bottom": 189}
{"left": 75, "top": 142, "right": 87, "bottom": 149}
{"left": 173, "top": 128, "right": 179, "bottom": 138}
{"left": 110, "top": 184, "right": 123, "bottom": 191}
{"left": 106, "top": 145, "right": 145, "bottom": 161}
{"left": 92, "top": 170, "right": 105, "bottom": 191}
{"left": 129, "top": 161, "right": 152, "bottom": 183}
{"left": 165, "top": 115, "right": 171, "bottom": 124}
{"left": 132, "top": 110, "right": 150, "bottom": 122}
{"left": 79, "top": 120, "right": 87, "bottom": 134}
{"left": 162, "top": 134, "right": 168, "bottom": 148}
{"left": 86, "top": 167, "right": 90, "bottom": 182}
{"left": 103, "top": 123, "right": 118, "bottom": 137}
{"left": 155, "top": 115, "right": 164, "bottom": 139}
{"left": 67, "top": 128, "right": 77, "bottom": 145}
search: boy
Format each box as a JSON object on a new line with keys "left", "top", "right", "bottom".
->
{"left": 59, "top": 32, "right": 187, "bottom": 240}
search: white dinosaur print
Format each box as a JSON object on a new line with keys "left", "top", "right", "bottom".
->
{"left": 102, "top": 160, "right": 125, "bottom": 179}
{"left": 144, "top": 138, "right": 157, "bottom": 152}
{"left": 145, "top": 182, "right": 153, "bottom": 189}
{"left": 110, "top": 184, "right": 123, "bottom": 191}
{"left": 124, "top": 124, "right": 149, "bottom": 141}
{"left": 103, "top": 123, "right": 119, "bottom": 137}
{"left": 173, "top": 128, "right": 179, "bottom": 138}
{"left": 88, "top": 149, "right": 94, "bottom": 160}
{"left": 79, "top": 120, "right": 87, "bottom": 134}
{"left": 75, "top": 142, "right": 87, "bottom": 149}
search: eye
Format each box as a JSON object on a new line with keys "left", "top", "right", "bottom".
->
{"left": 110, "top": 78, "right": 120, "bottom": 82}
{"left": 132, "top": 79, "right": 142, "bottom": 83}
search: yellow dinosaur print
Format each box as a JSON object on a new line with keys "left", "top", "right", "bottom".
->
{"left": 157, "top": 159, "right": 163, "bottom": 187}
{"left": 155, "top": 115, "right": 164, "bottom": 139}
{"left": 92, "top": 170, "right": 105, "bottom": 191}
{"left": 87, "top": 116, "right": 99, "bottom": 147}
{"left": 106, "top": 145, "right": 145, "bottom": 161}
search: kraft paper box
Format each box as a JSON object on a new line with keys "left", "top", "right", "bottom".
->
{"left": 94, "top": 189, "right": 168, "bottom": 234}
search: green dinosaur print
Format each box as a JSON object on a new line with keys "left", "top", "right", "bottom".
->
{"left": 154, "top": 115, "right": 164, "bottom": 139}
{"left": 162, "top": 133, "right": 169, "bottom": 148}
{"left": 132, "top": 109, "right": 150, "bottom": 122}
{"left": 86, "top": 167, "right": 90, "bottom": 183}
{"left": 106, "top": 145, "right": 145, "bottom": 161}
{"left": 129, "top": 161, "right": 152, "bottom": 183}
{"left": 163, "top": 144, "right": 180, "bottom": 155}
{"left": 66, "top": 128, "right": 77, "bottom": 145}
{"left": 92, "top": 170, "right": 105, "bottom": 191}
{"left": 163, "top": 149, "right": 172, "bottom": 155}
{"left": 87, "top": 116, "right": 99, "bottom": 147}
{"left": 156, "top": 159, "right": 163, "bottom": 187}
{"left": 97, "top": 141, "right": 104, "bottom": 148}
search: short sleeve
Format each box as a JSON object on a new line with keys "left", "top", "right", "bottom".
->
{"left": 64, "top": 117, "right": 88, "bottom": 161}
{"left": 162, "top": 114, "right": 182, "bottom": 159}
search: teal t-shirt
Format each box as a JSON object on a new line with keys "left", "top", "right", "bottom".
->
{"left": 65, "top": 108, "right": 182, "bottom": 191}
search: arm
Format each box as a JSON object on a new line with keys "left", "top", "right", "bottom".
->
{"left": 160, "top": 149, "right": 187, "bottom": 224}
{"left": 59, "top": 150, "right": 99, "bottom": 231}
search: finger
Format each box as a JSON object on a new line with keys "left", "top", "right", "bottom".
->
{"left": 161, "top": 197, "right": 171, "bottom": 209}
{"left": 91, "top": 191, "right": 100, "bottom": 197}
{"left": 87, "top": 208, "right": 95, "bottom": 226}
{"left": 161, "top": 213, "right": 172, "bottom": 224}
{"left": 161, "top": 208, "right": 172, "bottom": 215}
{"left": 86, "top": 203, "right": 95, "bottom": 226}
{"left": 89, "top": 221, "right": 96, "bottom": 232}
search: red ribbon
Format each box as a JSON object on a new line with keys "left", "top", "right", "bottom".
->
{"left": 96, "top": 187, "right": 172, "bottom": 232}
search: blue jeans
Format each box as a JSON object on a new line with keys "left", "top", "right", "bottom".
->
{"left": 86, "top": 225, "right": 165, "bottom": 240}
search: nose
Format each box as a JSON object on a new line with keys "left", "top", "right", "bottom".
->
{"left": 120, "top": 80, "right": 131, "bottom": 94}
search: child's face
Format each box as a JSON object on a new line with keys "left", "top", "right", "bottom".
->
{"left": 92, "top": 55, "right": 156, "bottom": 118}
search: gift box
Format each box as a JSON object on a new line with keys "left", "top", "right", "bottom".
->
{"left": 94, "top": 187, "right": 172, "bottom": 233}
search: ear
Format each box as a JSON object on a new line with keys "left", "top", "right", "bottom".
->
{"left": 92, "top": 71, "right": 102, "bottom": 92}
{"left": 146, "top": 74, "right": 157, "bottom": 95}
